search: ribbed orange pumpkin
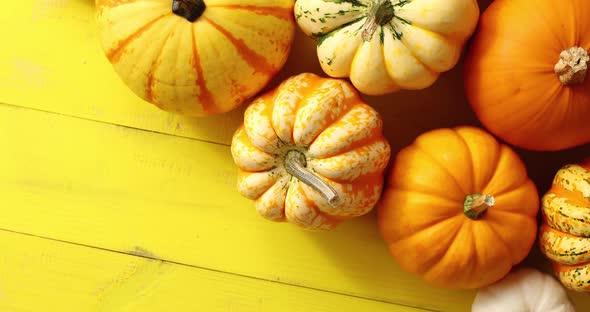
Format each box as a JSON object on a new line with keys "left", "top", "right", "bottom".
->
{"left": 96, "top": 0, "right": 295, "bottom": 116}
{"left": 378, "top": 127, "right": 539, "bottom": 288}
{"left": 464, "top": 0, "right": 590, "bottom": 151}
{"left": 231, "top": 73, "right": 391, "bottom": 231}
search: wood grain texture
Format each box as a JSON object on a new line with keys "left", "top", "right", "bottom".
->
{"left": 0, "top": 103, "right": 475, "bottom": 311}
{"left": 0, "top": 229, "right": 424, "bottom": 312}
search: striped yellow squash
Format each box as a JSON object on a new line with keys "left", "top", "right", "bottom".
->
{"left": 95, "top": 0, "right": 295, "bottom": 116}
{"left": 231, "top": 73, "right": 391, "bottom": 231}
{"left": 294, "top": 0, "right": 479, "bottom": 95}
{"left": 540, "top": 160, "right": 590, "bottom": 292}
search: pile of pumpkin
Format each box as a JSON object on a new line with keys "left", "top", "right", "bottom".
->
{"left": 95, "top": 0, "right": 589, "bottom": 309}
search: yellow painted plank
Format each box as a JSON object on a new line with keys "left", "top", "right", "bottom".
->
{"left": 0, "top": 0, "right": 324, "bottom": 146}
{"left": 0, "top": 103, "right": 476, "bottom": 311}
{"left": 0, "top": 229, "right": 426, "bottom": 312}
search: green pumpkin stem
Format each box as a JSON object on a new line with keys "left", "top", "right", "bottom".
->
{"left": 361, "top": 0, "right": 395, "bottom": 41}
{"left": 284, "top": 150, "right": 342, "bottom": 207}
{"left": 554, "top": 47, "right": 589, "bottom": 86}
{"left": 464, "top": 194, "right": 494, "bottom": 220}
{"left": 172, "top": 0, "right": 206, "bottom": 22}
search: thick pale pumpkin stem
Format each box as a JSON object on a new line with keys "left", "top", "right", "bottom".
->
{"left": 172, "top": 0, "right": 206, "bottom": 22}
{"left": 284, "top": 150, "right": 342, "bottom": 207}
{"left": 464, "top": 194, "right": 494, "bottom": 220}
{"left": 361, "top": 0, "right": 395, "bottom": 41}
{"left": 554, "top": 47, "right": 589, "bottom": 86}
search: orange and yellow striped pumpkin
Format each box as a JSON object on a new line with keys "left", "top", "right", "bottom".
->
{"left": 539, "top": 159, "right": 590, "bottom": 292}
{"left": 231, "top": 73, "right": 391, "bottom": 231}
{"left": 95, "top": 0, "right": 296, "bottom": 116}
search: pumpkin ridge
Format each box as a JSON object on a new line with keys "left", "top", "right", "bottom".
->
{"left": 552, "top": 261, "right": 590, "bottom": 291}
{"left": 106, "top": 12, "right": 172, "bottom": 63}
{"left": 550, "top": 164, "right": 590, "bottom": 205}
{"left": 237, "top": 168, "right": 281, "bottom": 200}
{"left": 317, "top": 17, "right": 366, "bottom": 46}
{"left": 470, "top": 221, "right": 514, "bottom": 287}
{"left": 312, "top": 140, "right": 391, "bottom": 183}
{"left": 203, "top": 16, "right": 276, "bottom": 76}
{"left": 395, "top": 22, "right": 453, "bottom": 73}
{"left": 389, "top": 217, "right": 464, "bottom": 277}
{"left": 270, "top": 73, "right": 322, "bottom": 144}
{"left": 231, "top": 126, "right": 277, "bottom": 172}
{"left": 462, "top": 221, "right": 479, "bottom": 286}
{"left": 540, "top": 224, "right": 590, "bottom": 265}
{"left": 542, "top": 194, "right": 590, "bottom": 237}
{"left": 208, "top": 5, "right": 294, "bottom": 21}
{"left": 396, "top": 213, "right": 462, "bottom": 247}
{"left": 453, "top": 130, "right": 476, "bottom": 193}
{"left": 293, "top": 80, "right": 357, "bottom": 146}
{"left": 514, "top": 84, "right": 564, "bottom": 133}
{"left": 312, "top": 131, "right": 385, "bottom": 162}
{"left": 487, "top": 205, "right": 535, "bottom": 219}
{"left": 413, "top": 142, "right": 470, "bottom": 197}
{"left": 319, "top": 97, "right": 361, "bottom": 130}
{"left": 489, "top": 179, "right": 536, "bottom": 210}
{"left": 420, "top": 217, "right": 465, "bottom": 277}
{"left": 455, "top": 127, "right": 502, "bottom": 193}
{"left": 484, "top": 220, "right": 518, "bottom": 265}
{"left": 481, "top": 146, "right": 530, "bottom": 196}
{"left": 307, "top": 102, "right": 370, "bottom": 156}
{"left": 190, "top": 25, "right": 217, "bottom": 114}
{"left": 389, "top": 189, "right": 464, "bottom": 212}
{"left": 390, "top": 177, "right": 465, "bottom": 204}
{"left": 392, "top": 4, "right": 464, "bottom": 42}
{"left": 286, "top": 180, "right": 338, "bottom": 230}
{"left": 550, "top": 184, "right": 590, "bottom": 209}
{"left": 436, "top": 221, "right": 478, "bottom": 288}
{"left": 145, "top": 30, "right": 175, "bottom": 104}
{"left": 254, "top": 175, "right": 289, "bottom": 221}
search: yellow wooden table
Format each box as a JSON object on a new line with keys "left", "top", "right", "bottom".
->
{"left": 2, "top": 1, "right": 590, "bottom": 311}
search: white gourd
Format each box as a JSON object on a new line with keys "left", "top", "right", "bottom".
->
{"left": 472, "top": 268, "right": 575, "bottom": 312}
{"left": 294, "top": 0, "right": 480, "bottom": 95}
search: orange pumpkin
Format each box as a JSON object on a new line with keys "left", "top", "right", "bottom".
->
{"left": 378, "top": 127, "right": 539, "bottom": 288}
{"left": 464, "top": 0, "right": 590, "bottom": 151}
{"left": 231, "top": 73, "right": 391, "bottom": 231}
{"left": 95, "top": 0, "right": 295, "bottom": 116}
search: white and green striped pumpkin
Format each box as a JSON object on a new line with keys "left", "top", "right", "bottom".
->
{"left": 540, "top": 161, "right": 590, "bottom": 292}
{"left": 294, "top": 0, "right": 480, "bottom": 95}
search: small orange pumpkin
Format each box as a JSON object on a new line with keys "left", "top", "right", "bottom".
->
{"left": 464, "top": 0, "right": 590, "bottom": 151}
{"left": 231, "top": 73, "right": 391, "bottom": 231}
{"left": 378, "top": 127, "right": 539, "bottom": 288}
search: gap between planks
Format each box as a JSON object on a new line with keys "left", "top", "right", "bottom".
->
{"left": 0, "top": 226, "right": 437, "bottom": 312}
{"left": 0, "top": 101, "right": 232, "bottom": 147}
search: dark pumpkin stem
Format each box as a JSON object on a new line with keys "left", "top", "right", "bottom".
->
{"left": 361, "top": 0, "right": 395, "bottom": 41}
{"left": 172, "top": 0, "right": 206, "bottom": 22}
{"left": 284, "top": 150, "right": 342, "bottom": 207}
{"left": 464, "top": 194, "right": 494, "bottom": 220}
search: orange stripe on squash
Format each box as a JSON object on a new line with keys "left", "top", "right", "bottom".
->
{"left": 145, "top": 34, "right": 173, "bottom": 105}
{"left": 210, "top": 5, "right": 294, "bottom": 21}
{"left": 204, "top": 16, "right": 276, "bottom": 76}
{"left": 106, "top": 13, "right": 171, "bottom": 63}
{"left": 191, "top": 26, "right": 216, "bottom": 114}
